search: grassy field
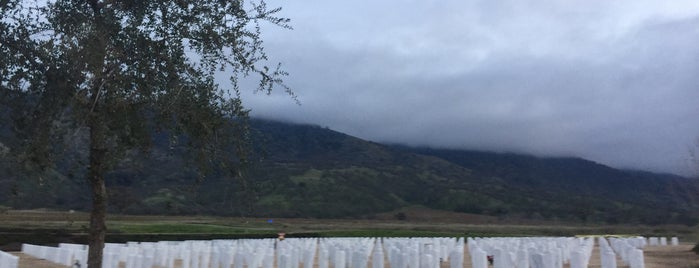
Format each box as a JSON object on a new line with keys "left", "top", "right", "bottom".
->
{"left": 1, "top": 208, "right": 697, "bottom": 251}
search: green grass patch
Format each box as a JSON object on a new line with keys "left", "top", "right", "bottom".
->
{"left": 290, "top": 168, "right": 324, "bottom": 183}
{"left": 317, "top": 229, "right": 463, "bottom": 238}
{"left": 109, "top": 223, "right": 261, "bottom": 235}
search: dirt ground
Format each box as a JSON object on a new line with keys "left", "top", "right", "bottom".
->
{"left": 643, "top": 244, "right": 699, "bottom": 268}
{"left": 11, "top": 243, "right": 699, "bottom": 268}
{"left": 12, "top": 252, "right": 69, "bottom": 268}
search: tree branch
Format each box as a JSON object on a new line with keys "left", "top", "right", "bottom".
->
{"left": 87, "top": 0, "right": 102, "bottom": 14}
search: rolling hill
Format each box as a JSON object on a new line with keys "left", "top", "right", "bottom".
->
{"left": 1, "top": 118, "right": 698, "bottom": 225}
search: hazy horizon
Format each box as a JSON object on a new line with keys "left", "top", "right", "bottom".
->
{"left": 233, "top": 0, "right": 699, "bottom": 176}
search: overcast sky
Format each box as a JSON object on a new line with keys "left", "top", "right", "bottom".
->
{"left": 237, "top": 0, "right": 699, "bottom": 176}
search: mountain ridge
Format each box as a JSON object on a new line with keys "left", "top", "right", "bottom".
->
{"left": 1, "top": 118, "right": 697, "bottom": 225}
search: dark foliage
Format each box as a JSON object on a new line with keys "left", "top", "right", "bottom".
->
{"left": 2, "top": 119, "right": 698, "bottom": 225}
{"left": 1, "top": 1, "right": 292, "bottom": 266}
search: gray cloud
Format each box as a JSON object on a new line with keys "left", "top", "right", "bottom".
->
{"left": 239, "top": 0, "right": 699, "bottom": 175}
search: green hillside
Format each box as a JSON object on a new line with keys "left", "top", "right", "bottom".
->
{"left": 1, "top": 118, "right": 698, "bottom": 225}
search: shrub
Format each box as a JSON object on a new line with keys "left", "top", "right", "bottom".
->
{"left": 394, "top": 212, "right": 407, "bottom": 221}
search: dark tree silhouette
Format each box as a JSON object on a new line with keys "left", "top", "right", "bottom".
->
{"left": 1, "top": 0, "right": 292, "bottom": 266}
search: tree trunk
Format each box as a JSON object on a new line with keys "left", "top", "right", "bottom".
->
{"left": 87, "top": 120, "right": 107, "bottom": 268}
{"left": 85, "top": 3, "right": 109, "bottom": 265}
